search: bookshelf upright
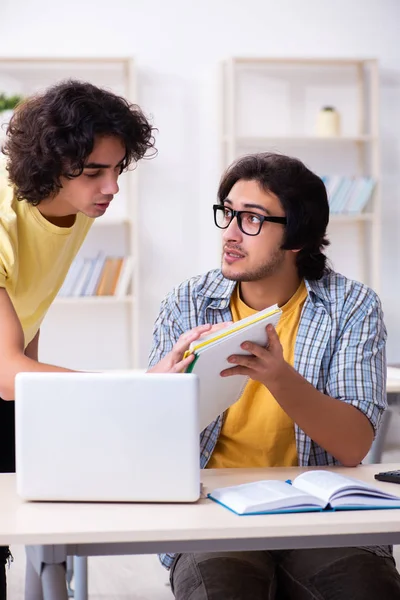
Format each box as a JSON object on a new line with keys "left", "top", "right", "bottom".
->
{"left": 220, "top": 57, "right": 381, "bottom": 291}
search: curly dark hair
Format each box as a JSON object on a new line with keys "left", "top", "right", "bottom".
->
{"left": 2, "top": 79, "right": 156, "bottom": 205}
{"left": 217, "top": 153, "right": 330, "bottom": 281}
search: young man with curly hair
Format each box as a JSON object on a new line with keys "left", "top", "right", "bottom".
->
{"left": 149, "top": 153, "right": 400, "bottom": 599}
{"left": 0, "top": 80, "right": 212, "bottom": 598}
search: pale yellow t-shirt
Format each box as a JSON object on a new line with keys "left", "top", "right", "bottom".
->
{"left": 0, "top": 162, "right": 93, "bottom": 346}
{"left": 207, "top": 281, "right": 308, "bottom": 469}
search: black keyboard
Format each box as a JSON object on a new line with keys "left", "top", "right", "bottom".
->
{"left": 375, "top": 470, "right": 400, "bottom": 484}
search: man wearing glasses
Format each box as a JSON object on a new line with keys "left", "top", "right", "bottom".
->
{"left": 148, "top": 152, "right": 400, "bottom": 599}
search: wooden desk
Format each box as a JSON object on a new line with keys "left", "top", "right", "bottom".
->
{"left": 365, "top": 367, "right": 400, "bottom": 464}
{"left": 387, "top": 367, "right": 400, "bottom": 394}
{"left": 2, "top": 465, "right": 400, "bottom": 600}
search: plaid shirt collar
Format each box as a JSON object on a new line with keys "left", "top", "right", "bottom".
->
{"left": 197, "top": 268, "right": 335, "bottom": 307}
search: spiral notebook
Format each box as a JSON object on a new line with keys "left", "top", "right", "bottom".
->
{"left": 185, "top": 304, "right": 282, "bottom": 431}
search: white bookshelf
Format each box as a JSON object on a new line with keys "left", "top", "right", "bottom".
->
{"left": 221, "top": 57, "right": 381, "bottom": 291}
{"left": 54, "top": 295, "right": 134, "bottom": 306}
{"left": 0, "top": 57, "right": 139, "bottom": 370}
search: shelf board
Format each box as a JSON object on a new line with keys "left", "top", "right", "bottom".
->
{"left": 0, "top": 56, "right": 131, "bottom": 64}
{"left": 54, "top": 295, "right": 133, "bottom": 305}
{"left": 329, "top": 213, "right": 374, "bottom": 223}
{"left": 232, "top": 57, "right": 376, "bottom": 67}
{"left": 228, "top": 135, "right": 374, "bottom": 145}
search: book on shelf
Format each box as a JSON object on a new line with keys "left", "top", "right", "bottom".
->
{"left": 72, "top": 258, "right": 94, "bottom": 297}
{"left": 208, "top": 469, "right": 400, "bottom": 515}
{"left": 321, "top": 175, "right": 376, "bottom": 215}
{"left": 57, "top": 253, "right": 133, "bottom": 298}
{"left": 83, "top": 254, "right": 107, "bottom": 296}
{"left": 96, "top": 257, "right": 123, "bottom": 296}
{"left": 184, "top": 304, "right": 282, "bottom": 432}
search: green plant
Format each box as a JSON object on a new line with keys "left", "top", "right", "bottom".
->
{"left": 0, "top": 92, "right": 24, "bottom": 113}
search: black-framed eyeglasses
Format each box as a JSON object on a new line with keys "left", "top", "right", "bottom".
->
{"left": 213, "top": 204, "right": 287, "bottom": 236}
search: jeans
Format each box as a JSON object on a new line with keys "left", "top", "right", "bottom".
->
{"left": 0, "top": 564, "right": 5, "bottom": 600}
{"left": 0, "top": 548, "right": 12, "bottom": 600}
{"left": 170, "top": 547, "right": 400, "bottom": 600}
{"left": 0, "top": 398, "right": 15, "bottom": 600}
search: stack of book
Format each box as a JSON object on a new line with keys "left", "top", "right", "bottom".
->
{"left": 184, "top": 304, "right": 282, "bottom": 431}
{"left": 58, "top": 253, "right": 133, "bottom": 297}
{"left": 321, "top": 175, "right": 376, "bottom": 214}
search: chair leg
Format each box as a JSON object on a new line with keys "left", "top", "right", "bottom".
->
{"left": 25, "top": 546, "right": 68, "bottom": 600}
{"left": 25, "top": 548, "right": 43, "bottom": 600}
{"left": 41, "top": 563, "right": 68, "bottom": 600}
{"left": 66, "top": 556, "right": 74, "bottom": 598}
{"left": 73, "top": 557, "right": 88, "bottom": 600}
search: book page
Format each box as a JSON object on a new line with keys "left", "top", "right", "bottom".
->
{"left": 331, "top": 493, "right": 400, "bottom": 508}
{"left": 292, "top": 470, "right": 399, "bottom": 504}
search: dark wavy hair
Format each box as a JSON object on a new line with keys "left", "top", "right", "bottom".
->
{"left": 2, "top": 79, "right": 156, "bottom": 205}
{"left": 217, "top": 153, "right": 330, "bottom": 280}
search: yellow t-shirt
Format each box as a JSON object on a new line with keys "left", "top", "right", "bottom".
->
{"left": 0, "top": 163, "right": 93, "bottom": 347}
{"left": 207, "top": 281, "right": 308, "bottom": 469}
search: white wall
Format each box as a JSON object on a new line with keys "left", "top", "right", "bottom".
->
{"left": 0, "top": 0, "right": 400, "bottom": 365}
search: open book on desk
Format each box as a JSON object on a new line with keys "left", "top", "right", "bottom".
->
{"left": 185, "top": 304, "right": 282, "bottom": 432}
{"left": 208, "top": 470, "right": 400, "bottom": 515}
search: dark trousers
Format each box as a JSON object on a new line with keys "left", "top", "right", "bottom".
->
{"left": 0, "top": 398, "right": 15, "bottom": 600}
{"left": 0, "top": 549, "right": 11, "bottom": 600}
{"left": 170, "top": 547, "right": 400, "bottom": 600}
{"left": 0, "top": 564, "right": 5, "bottom": 600}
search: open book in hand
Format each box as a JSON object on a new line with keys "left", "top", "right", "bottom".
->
{"left": 208, "top": 470, "right": 400, "bottom": 515}
{"left": 185, "top": 304, "right": 282, "bottom": 432}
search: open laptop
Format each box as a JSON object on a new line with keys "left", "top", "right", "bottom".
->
{"left": 15, "top": 372, "right": 200, "bottom": 502}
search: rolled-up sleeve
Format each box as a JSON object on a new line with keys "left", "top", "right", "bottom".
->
{"left": 148, "top": 291, "right": 185, "bottom": 368}
{"left": 325, "top": 292, "right": 387, "bottom": 436}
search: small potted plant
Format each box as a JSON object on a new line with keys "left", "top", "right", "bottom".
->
{"left": 0, "top": 92, "right": 24, "bottom": 139}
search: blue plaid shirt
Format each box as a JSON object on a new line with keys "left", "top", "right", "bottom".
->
{"left": 148, "top": 269, "right": 390, "bottom": 568}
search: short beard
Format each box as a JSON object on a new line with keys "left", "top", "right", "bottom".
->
{"left": 221, "top": 248, "right": 286, "bottom": 282}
